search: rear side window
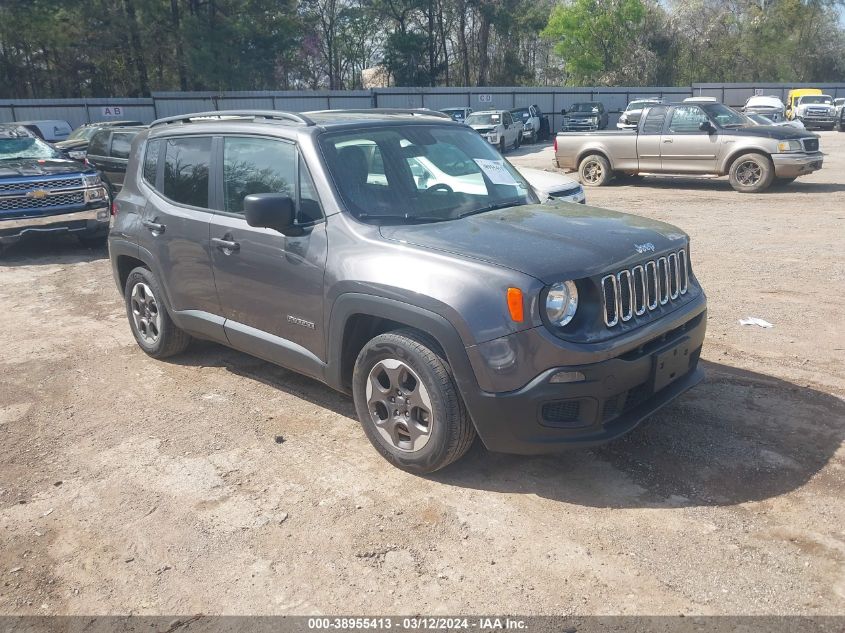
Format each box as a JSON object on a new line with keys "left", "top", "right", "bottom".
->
{"left": 143, "top": 140, "right": 160, "bottom": 186}
{"left": 222, "top": 137, "right": 296, "bottom": 215}
{"left": 163, "top": 137, "right": 211, "bottom": 208}
{"left": 88, "top": 131, "right": 109, "bottom": 156}
{"left": 110, "top": 132, "right": 134, "bottom": 159}
{"left": 641, "top": 106, "right": 668, "bottom": 134}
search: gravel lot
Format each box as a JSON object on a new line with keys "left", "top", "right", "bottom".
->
{"left": 1, "top": 131, "right": 843, "bottom": 616}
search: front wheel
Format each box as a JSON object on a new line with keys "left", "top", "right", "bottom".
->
{"left": 352, "top": 329, "right": 476, "bottom": 474}
{"left": 578, "top": 153, "right": 612, "bottom": 186}
{"left": 728, "top": 153, "right": 775, "bottom": 193}
{"left": 124, "top": 266, "right": 191, "bottom": 359}
{"left": 499, "top": 138, "right": 506, "bottom": 154}
{"left": 514, "top": 132, "right": 521, "bottom": 149}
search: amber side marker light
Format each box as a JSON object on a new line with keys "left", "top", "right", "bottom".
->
{"left": 507, "top": 287, "right": 524, "bottom": 322}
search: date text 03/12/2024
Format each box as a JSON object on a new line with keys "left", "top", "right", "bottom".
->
{"left": 307, "top": 617, "right": 528, "bottom": 630}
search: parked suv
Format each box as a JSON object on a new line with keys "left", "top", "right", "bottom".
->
{"left": 465, "top": 110, "right": 522, "bottom": 152}
{"left": 86, "top": 125, "right": 146, "bottom": 196}
{"left": 110, "top": 109, "right": 706, "bottom": 473}
{"left": 56, "top": 120, "right": 144, "bottom": 161}
{"left": 1, "top": 124, "right": 110, "bottom": 251}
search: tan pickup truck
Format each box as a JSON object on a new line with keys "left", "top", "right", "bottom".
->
{"left": 554, "top": 102, "right": 823, "bottom": 193}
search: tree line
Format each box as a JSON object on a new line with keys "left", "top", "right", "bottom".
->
{"left": 0, "top": 0, "right": 843, "bottom": 99}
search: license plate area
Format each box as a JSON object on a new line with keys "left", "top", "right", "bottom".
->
{"left": 652, "top": 337, "right": 692, "bottom": 392}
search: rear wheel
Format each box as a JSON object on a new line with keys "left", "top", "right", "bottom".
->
{"left": 728, "top": 153, "right": 775, "bottom": 193}
{"left": 124, "top": 266, "right": 191, "bottom": 359}
{"left": 352, "top": 329, "right": 476, "bottom": 474}
{"left": 578, "top": 153, "right": 612, "bottom": 187}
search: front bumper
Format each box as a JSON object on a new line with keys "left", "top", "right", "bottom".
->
{"left": 0, "top": 206, "right": 110, "bottom": 244}
{"left": 771, "top": 153, "right": 824, "bottom": 178}
{"left": 798, "top": 116, "right": 835, "bottom": 127}
{"left": 461, "top": 297, "right": 707, "bottom": 454}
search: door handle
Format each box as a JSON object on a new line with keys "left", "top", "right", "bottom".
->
{"left": 662, "top": 138, "right": 673, "bottom": 143}
{"left": 212, "top": 237, "right": 240, "bottom": 253}
{"left": 142, "top": 219, "right": 165, "bottom": 234}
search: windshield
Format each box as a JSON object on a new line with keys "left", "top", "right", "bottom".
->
{"left": 320, "top": 125, "right": 537, "bottom": 224}
{"left": 441, "top": 109, "right": 466, "bottom": 122}
{"left": 0, "top": 135, "right": 61, "bottom": 161}
{"left": 701, "top": 103, "right": 747, "bottom": 128}
{"left": 800, "top": 96, "right": 833, "bottom": 105}
{"left": 626, "top": 101, "right": 657, "bottom": 111}
{"left": 746, "top": 113, "right": 772, "bottom": 125}
{"left": 466, "top": 113, "right": 501, "bottom": 126}
{"left": 65, "top": 127, "right": 98, "bottom": 141}
{"left": 511, "top": 108, "right": 530, "bottom": 121}
{"left": 569, "top": 103, "right": 600, "bottom": 113}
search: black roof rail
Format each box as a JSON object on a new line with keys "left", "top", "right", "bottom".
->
{"left": 306, "top": 108, "right": 452, "bottom": 119}
{"left": 149, "top": 110, "right": 315, "bottom": 128}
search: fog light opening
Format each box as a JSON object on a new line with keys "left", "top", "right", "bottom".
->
{"left": 549, "top": 371, "right": 586, "bottom": 384}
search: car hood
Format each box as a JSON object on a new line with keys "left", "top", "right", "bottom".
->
{"left": 54, "top": 139, "right": 88, "bottom": 151}
{"left": 378, "top": 203, "right": 688, "bottom": 283}
{"left": 0, "top": 158, "right": 92, "bottom": 178}
{"left": 469, "top": 124, "right": 497, "bottom": 133}
{"left": 517, "top": 167, "right": 579, "bottom": 194}
{"left": 731, "top": 126, "right": 815, "bottom": 140}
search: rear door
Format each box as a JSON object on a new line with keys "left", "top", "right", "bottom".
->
{"left": 659, "top": 105, "right": 719, "bottom": 173}
{"left": 209, "top": 135, "right": 328, "bottom": 368}
{"left": 137, "top": 135, "right": 222, "bottom": 336}
{"left": 635, "top": 105, "right": 668, "bottom": 172}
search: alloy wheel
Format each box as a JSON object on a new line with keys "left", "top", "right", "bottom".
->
{"left": 130, "top": 282, "right": 161, "bottom": 345}
{"left": 583, "top": 160, "right": 603, "bottom": 184}
{"left": 736, "top": 160, "right": 762, "bottom": 186}
{"left": 365, "top": 359, "right": 433, "bottom": 452}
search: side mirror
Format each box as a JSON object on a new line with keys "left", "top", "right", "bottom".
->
{"left": 698, "top": 120, "right": 715, "bottom": 133}
{"left": 244, "top": 193, "right": 296, "bottom": 234}
{"left": 560, "top": 108, "right": 567, "bottom": 115}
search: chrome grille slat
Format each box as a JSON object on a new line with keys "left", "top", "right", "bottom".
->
{"left": 0, "top": 177, "right": 83, "bottom": 194}
{"left": 645, "top": 261, "right": 658, "bottom": 309}
{"left": 0, "top": 192, "right": 85, "bottom": 211}
{"left": 617, "top": 270, "right": 633, "bottom": 322}
{"left": 632, "top": 265, "right": 646, "bottom": 316}
{"left": 601, "top": 275, "right": 619, "bottom": 327}
{"left": 668, "top": 253, "right": 679, "bottom": 299}
{"left": 600, "top": 249, "right": 692, "bottom": 328}
{"left": 678, "top": 250, "right": 688, "bottom": 294}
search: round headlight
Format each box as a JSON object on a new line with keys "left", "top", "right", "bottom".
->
{"left": 546, "top": 281, "right": 578, "bottom": 326}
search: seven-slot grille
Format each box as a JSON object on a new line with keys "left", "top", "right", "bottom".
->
{"left": 601, "top": 249, "right": 689, "bottom": 327}
{"left": 0, "top": 177, "right": 83, "bottom": 194}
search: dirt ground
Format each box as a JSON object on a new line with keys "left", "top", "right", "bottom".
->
{"left": 1, "top": 131, "right": 844, "bottom": 617}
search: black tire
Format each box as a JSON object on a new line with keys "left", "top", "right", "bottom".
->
{"left": 515, "top": 132, "right": 521, "bottom": 149}
{"left": 728, "top": 153, "right": 775, "bottom": 193}
{"left": 578, "top": 153, "right": 612, "bottom": 186}
{"left": 499, "top": 138, "right": 506, "bottom": 154}
{"left": 772, "top": 176, "right": 797, "bottom": 187}
{"left": 352, "top": 328, "right": 476, "bottom": 474}
{"left": 124, "top": 266, "right": 191, "bottom": 359}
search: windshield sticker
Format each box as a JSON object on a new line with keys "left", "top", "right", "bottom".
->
{"left": 474, "top": 159, "right": 518, "bottom": 186}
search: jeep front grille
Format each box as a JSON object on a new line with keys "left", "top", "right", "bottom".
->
{"left": 802, "top": 138, "right": 819, "bottom": 152}
{"left": 601, "top": 249, "right": 689, "bottom": 327}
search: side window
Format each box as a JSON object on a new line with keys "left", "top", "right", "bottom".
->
{"left": 163, "top": 137, "right": 211, "bottom": 208}
{"left": 222, "top": 136, "right": 295, "bottom": 215}
{"left": 142, "top": 139, "right": 160, "bottom": 186}
{"left": 641, "top": 106, "right": 668, "bottom": 134}
{"left": 88, "top": 131, "right": 109, "bottom": 157}
{"left": 298, "top": 156, "right": 323, "bottom": 224}
{"left": 110, "top": 133, "right": 133, "bottom": 159}
{"left": 668, "top": 106, "right": 709, "bottom": 133}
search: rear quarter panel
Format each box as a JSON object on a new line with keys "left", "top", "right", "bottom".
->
{"left": 555, "top": 132, "right": 639, "bottom": 171}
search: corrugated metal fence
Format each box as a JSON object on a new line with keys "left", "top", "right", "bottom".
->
{"left": 2, "top": 83, "right": 844, "bottom": 130}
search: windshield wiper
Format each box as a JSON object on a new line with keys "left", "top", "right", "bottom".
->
{"left": 457, "top": 199, "right": 524, "bottom": 219}
{"left": 357, "top": 213, "right": 451, "bottom": 224}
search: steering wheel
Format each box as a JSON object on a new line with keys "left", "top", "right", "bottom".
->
{"left": 426, "top": 183, "right": 453, "bottom": 194}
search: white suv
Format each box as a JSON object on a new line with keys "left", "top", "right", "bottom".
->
{"left": 466, "top": 110, "right": 521, "bottom": 153}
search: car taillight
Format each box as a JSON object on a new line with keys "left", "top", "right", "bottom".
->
{"left": 111, "top": 201, "right": 117, "bottom": 216}
{"left": 553, "top": 136, "right": 557, "bottom": 153}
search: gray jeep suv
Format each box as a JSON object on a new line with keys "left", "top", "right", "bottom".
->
{"left": 109, "top": 109, "right": 707, "bottom": 473}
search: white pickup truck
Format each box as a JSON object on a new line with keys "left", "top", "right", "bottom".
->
{"left": 510, "top": 105, "right": 550, "bottom": 143}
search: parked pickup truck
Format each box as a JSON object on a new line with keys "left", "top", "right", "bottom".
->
{"left": 555, "top": 102, "right": 823, "bottom": 193}
{"left": 0, "top": 124, "right": 110, "bottom": 252}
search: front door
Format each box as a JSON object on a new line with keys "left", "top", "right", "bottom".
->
{"left": 636, "top": 105, "right": 669, "bottom": 172}
{"left": 660, "top": 105, "right": 719, "bottom": 173}
{"left": 209, "top": 136, "right": 328, "bottom": 370}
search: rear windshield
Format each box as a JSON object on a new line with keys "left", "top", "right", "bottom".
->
{"left": 626, "top": 101, "right": 657, "bottom": 110}
{"left": 319, "top": 124, "right": 537, "bottom": 225}
{"left": 569, "top": 103, "right": 601, "bottom": 113}
{"left": 0, "top": 136, "right": 61, "bottom": 161}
